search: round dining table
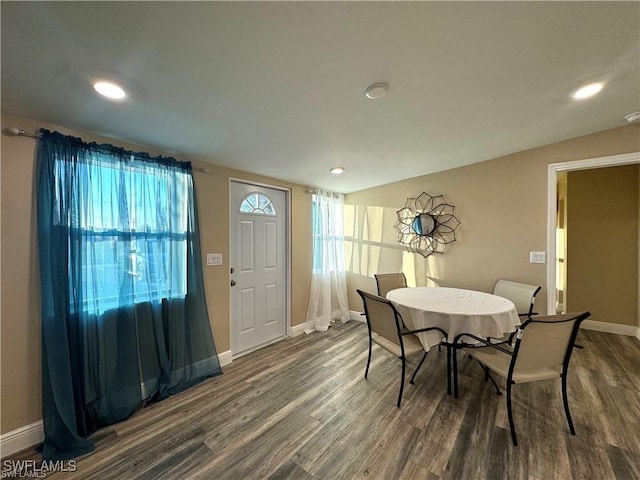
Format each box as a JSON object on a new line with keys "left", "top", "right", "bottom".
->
{"left": 387, "top": 286, "right": 520, "bottom": 396}
{"left": 386, "top": 286, "right": 520, "bottom": 351}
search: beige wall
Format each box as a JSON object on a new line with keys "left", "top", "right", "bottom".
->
{"left": 2, "top": 112, "right": 638, "bottom": 436}
{"left": 566, "top": 165, "right": 638, "bottom": 325}
{"left": 345, "top": 124, "right": 640, "bottom": 315}
{"left": 0, "top": 113, "right": 312, "bottom": 434}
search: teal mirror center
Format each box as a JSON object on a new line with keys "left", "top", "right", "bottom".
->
{"left": 412, "top": 214, "right": 436, "bottom": 236}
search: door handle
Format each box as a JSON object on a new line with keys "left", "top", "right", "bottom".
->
{"left": 231, "top": 280, "right": 236, "bottom": 287}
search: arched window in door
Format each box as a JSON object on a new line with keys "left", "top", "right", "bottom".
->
{"left": 239, "top": 192, "right": 276, "bottom": 216}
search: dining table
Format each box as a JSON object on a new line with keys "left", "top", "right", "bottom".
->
{"left": 386, "top": 286, "right": 520, "bottom": 396}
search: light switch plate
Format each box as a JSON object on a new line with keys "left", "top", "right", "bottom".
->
{"left": 529, "top": 251, "right": 546, "bottom": 264}
{"left": 206, "top": 253, "right": 223, "bottom": 266}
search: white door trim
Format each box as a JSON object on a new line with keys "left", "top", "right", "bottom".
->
{"left": 229, "top": 178, "right": 292, "bottom": 353}
{"left": 546, "top": 152, "right": 640, "bottom": 315}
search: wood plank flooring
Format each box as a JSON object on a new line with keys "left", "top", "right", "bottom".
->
{"left": 5, "top": 321, "right": 640, "bottom": 479}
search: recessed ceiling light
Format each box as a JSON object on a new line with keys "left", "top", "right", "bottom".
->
{"left": 365, "top": 83, "right": 389, "bottom": 100}
{"left": 572, "top": 82, "right": 603, "bottom": 100}
{"left": 330, "top": 167, "right": 345, "bottom": 175}
{"left": 93, "top": 80, "right": 126, "bottom": 100}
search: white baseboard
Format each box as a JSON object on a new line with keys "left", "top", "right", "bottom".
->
{"left": 0, "top": 421, "right": 44, "bottom": 458}
{"left": 217, "top": 350, "right": 233, "bottom": 367}
{"left": 350, "top": 310, "right": 365, "bottom": 323}
{"left": 289, "top": 323, "right": 306, "bottom": 338}
{"left": 2, "top": 353, "right": 231, "bottom": 456}
{"left": 222, "top": 323, "right": 306, "bottom": 365}
{"left": 581, "top": 320, "right": 640, "bottom": 339}
{"left": 0, "top": 345, "right": 268, "bottom": 457}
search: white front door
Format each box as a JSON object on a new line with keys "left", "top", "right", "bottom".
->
{"left": 230, "top": 181, "right": 288, "bottom": 355}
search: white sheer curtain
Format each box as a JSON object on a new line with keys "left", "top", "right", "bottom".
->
{"left": 305, "top": 190, "right": 350, "bottom": 333}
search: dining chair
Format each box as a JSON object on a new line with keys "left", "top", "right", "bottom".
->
{"left": 492, "top": 279, "right": 541, "bottom": 317}
{"left": 374, "top": 272, "right": 408, "bottom": 297}
{"left": 356, "top": 289, "right": 446, "bottom": 408}
{"left": 492, "top": 279, "right": 585, "bottom": 349}
{"left": 455, "top": 311, "right": 590, "bottom": 446}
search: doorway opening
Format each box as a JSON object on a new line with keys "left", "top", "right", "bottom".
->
{"left": 547, "top": 152, "right": 640, "bottom": 332}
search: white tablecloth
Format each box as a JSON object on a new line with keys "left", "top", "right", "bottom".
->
{"left": 387, "top": 287, "right": 519, "bottom": 351}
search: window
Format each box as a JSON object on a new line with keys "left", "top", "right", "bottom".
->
{"left": 53, "top": 156, "right": 189, "bottom": 314}
{"left": 310, "top": 192, "right": 345, "bottom": 274}
{"left": 239, "top": 192, "right": 276, "bottom": 215}
{"left": 37, "top": 130, "right": 223, "bottom": 458}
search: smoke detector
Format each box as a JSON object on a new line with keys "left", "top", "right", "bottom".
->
{"left": 625, "top": 112, "right": 640, "bottom": 123}
{"left": 365, "top": 83, "right": 389, "bottom": 100}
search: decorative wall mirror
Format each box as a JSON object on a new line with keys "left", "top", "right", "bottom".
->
{"left": 412, "top": 213, "right": 436, "bottom": 236}
{"left": 394, "top": 192, "right": 461, "bottom": 258}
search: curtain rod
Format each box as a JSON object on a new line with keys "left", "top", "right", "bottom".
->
{"left": 3, "top": 126, "right": 211, "bottom": 173}
{"left": 306, "top": 187, "right": 343, "bottom": 197}
{"left": 3, "top": 127, "right": 41, "bottom": 139}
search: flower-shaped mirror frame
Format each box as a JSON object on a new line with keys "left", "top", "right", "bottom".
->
{"left": 394, "top": 192, "right": 461, "bottom": 258}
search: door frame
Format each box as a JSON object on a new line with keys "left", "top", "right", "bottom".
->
{"left": 546, "top": 151, "right": 640, "bottom": 315}
{"left": 229, "top": 178, "right": 292, "bottom": 355}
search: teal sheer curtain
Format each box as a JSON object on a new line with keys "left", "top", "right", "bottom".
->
{"left": 36, "top": 130, "right": 222, "bottom": 460}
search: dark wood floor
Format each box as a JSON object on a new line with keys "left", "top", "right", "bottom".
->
{"left": 6, "top": 321, "right": 640, "bottom": 479}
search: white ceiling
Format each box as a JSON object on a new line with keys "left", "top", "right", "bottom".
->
{"left": 2, "top": 2, "right": 639, "bottom": 193}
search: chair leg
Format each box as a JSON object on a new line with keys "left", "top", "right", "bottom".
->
{"left": 365, "top": 336, "right": 372, "bottom": 379}
{"left": 398, "top": 357, "right": 406, "bottom": 408}
{"left": 561, "top": 373, "right": 576, "bottom": 435}
{"left": 446, "top": 345, "right": 452, "bottom": 395}
{"left": 506, "top": 381, "right": 518, "bottom": 446}
{"left": 485, "top": 369, "right": 503, "bottom": 396}
{"left": 410, "top": 351, "right": 428, "bottom": 384}
{"left": 453, "top": 346, "right": 459, "bottom": 398}
{"left": 476, "top": 361, "right": 502, "bottom": 395}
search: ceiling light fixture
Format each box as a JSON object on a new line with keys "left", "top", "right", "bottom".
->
{"left": 365, "top": 82, "right": 389, "bottom": 100}
{"left": 625, "top": 112, "right": 640, "bottom": 123}
{"left": 572, "top": 82, "right": 603, "bottom": 100}
{"left": 93, "top": 80, "right": 126, "bottom": 100}
{"left": 330, "top": 167, "right": 345, "bottom": 175}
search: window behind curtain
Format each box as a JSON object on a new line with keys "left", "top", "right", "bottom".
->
{"left": 53, "top": 155, "right": 188, "bottom": 315}
{"left": 38, "top": 129, "right": 222, "bottom": 461}
{"left": 305, "top": 190, "right": 350, "bottom": 332}
{"left": 311, "top": 199, "right": 322, "bottom": 272}
{"left": 310, "top": 192, "right": 346, "bottom": 274}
